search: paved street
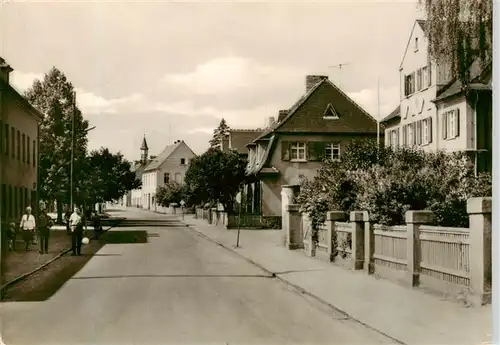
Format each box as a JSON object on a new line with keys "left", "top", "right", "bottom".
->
{"left": 1, "top": 209, "right": 394, "bottom": 345}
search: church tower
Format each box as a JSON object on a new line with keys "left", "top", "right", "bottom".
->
{"left": 140, "top": 135, "right": 149, "bottom": 165}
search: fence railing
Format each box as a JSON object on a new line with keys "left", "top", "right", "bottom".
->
{"left": 283, "top": 197, "right": 491, "bottom": 307}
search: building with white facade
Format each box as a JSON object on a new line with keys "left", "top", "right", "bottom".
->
{"left": 141, "top": 140, "right": 196, "bottom": 210}
{"left": 381, "top": 19, "right": 492, "bottom": 173}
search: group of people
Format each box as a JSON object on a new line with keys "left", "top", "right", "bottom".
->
{"left": 6, "top": 203, "right": 103, "bottom": 256}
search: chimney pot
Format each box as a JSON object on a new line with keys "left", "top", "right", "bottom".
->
{"left": 306, "top": 75, "right": 328, "bottom": 93}
{"left": 268, "top": 116, "right": 275, "bottom": 127}
{"left": 278, "top": 110, "right": 289, "bottom": 123}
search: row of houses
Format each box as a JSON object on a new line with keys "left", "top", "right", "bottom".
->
{"left": 121, "top": 137, "right": 197, "bottom": 210}
{"left": 218, "top": 19, "right": 492, "bottom": 223}
{"left": 0, "top": 57, "right": 43, "bottom": 225}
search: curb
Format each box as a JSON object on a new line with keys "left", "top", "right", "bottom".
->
{"left": 0, "top": 224, "right": 117, "bottom": 294}
{"left": 184, "top": 219, "right": 406, "bottom": 345}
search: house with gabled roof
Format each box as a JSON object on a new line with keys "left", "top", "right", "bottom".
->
{"left": 380, "top": 19, "right": 492, "bottom": 174}
{"left": 141, "top": 139, "right": 196, "bottom": 210}
{"left": 244, "top": 74, "right": 382, "bottom": 218}
{"left": 220, "top": 128, "right": 264, "bottom": 159}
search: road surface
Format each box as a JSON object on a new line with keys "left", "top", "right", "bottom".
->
{"left": 1, "top": 208, "right": 395, "bottom": 345}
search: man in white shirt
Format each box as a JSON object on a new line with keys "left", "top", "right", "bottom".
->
{"left": 20, "top": 206, "right": 36, "bottom": 251}
{"left": 69, "top": 206, "right": 84, "bottom": 256}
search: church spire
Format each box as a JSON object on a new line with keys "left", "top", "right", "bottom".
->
{"left": 140, "top": 135, "right": 149, "bottom": 164}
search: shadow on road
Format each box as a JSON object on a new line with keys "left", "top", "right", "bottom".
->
{"left": 113, "top": 218, "right": 187, "bottom": 228}
{"left": 1, "top": 230, "right": 149, "bottom": 302}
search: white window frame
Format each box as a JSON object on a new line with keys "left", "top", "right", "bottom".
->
{"left": 447, "top": 111, "right": 456, "bottom": 138}
{"left": 422, "top": 119, "right": 429, "bottom": 145}
{"left": 391, "top": 130, "right": 397, "bottom": 149}
{"left": 325, "top": 143, "right": 340, "bottom": 161}
{"left": 290, "top": 142, "right": 307, "bottom": 161}
{"left": 407, "top": 124, "right": 414, "bottom": 146}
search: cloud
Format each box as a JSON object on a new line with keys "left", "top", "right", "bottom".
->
{"left": 163, "top": 56, "right": 306, "bottom": 96}
{"left": 347, "top": 86, "right": 400, "bottom": 120}
{"left": 10, "top": 71, "right": 43, "bottom": 91}
{"left": 75, "top": 89, "right": 145, "bottom": 115}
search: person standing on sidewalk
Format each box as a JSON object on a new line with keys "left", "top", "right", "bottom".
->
{"left": 37, "top": 202, "right": 54, "bottom": 254}
{"left": 69, "top": 206, "right": 84, "bottom": 256}
{"left": 64, "top": 207, "right": 72, "bottom": 236}
{"left": 19, "top": 207, "right": 36, "bottom": 251}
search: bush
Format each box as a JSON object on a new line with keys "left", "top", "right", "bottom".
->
{"left": 298, "top": 141, "right": 492, "bottom": 229}
{"left": 156, "top": 181, "right": 185, "bottom": 207}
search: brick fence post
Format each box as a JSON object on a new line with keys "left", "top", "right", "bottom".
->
{"left": 284, "top": 204, "right": 304, "bottom": 250}
{"left": 350, "top": 211, "right": 367, "bottom": 270}
{"left": 467, "top": 197, "right": 492, "bottom": 307}
{"left": 327, "top": 211, "right": 347, "bottom": 262}
{"left": 406, "top": 210, "right": 435, "bottom": 287}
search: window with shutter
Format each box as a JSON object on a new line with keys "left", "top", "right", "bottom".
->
{"left": 308, "top": 142, "right": 319, "bottom": 161}
{"left": 428, "top": 117, "right": 433, "bottom": 143}
{"left": 454, "top": 108, "right": 460, "bottom": 138}
{"left": 325, "top": 143, "right": 340, "bottom": 161}
{"left": 281, "top": 141, "right": 290, "bottom": 161}
{"left": 32, "top": 140, "right": 36, "bottom": 167}
{"left": 4, "top": 124, "right": 8, "bottom": 156}
{"left": 11, "top": 127, "right": 15, "bottom": 158}
{"left": 416, "top": 120, "right": 422, "bottom": 145}
{"left": 428, "top": 64, "right": 432, "bottom": 86}
{"left": 442, "top": 112, "right": 448, "bottom": 139}
{"left": 22, "top": 134, "right": 25, "bottom": 163}
{"left": 290, "top": 142, "right": 306, "bottom": 161}
{"left": 16, "top": 130, "right": 20, "bottom": 161}
{"left": 27, "top": 137, "right": 30, "bottom": 164}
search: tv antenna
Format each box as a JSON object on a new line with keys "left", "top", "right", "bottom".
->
{"left": 328, "top": 63, "right": 349, "bottom": 69}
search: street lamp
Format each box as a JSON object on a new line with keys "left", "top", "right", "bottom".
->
{"left": 70, "top": 91, "right": 96, "bottom": 211}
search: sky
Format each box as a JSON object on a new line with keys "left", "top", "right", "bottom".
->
{"left": 1, "top": 0, "right": 425, "bottom": 161}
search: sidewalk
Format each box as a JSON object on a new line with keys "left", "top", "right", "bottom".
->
{"left": 179, "top": 214, "right": 492, "bottom": 345}
{"left": 1, "top": 225, "right": 112, "bottom": 288}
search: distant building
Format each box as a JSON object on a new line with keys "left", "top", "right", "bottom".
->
{"left": 220, "top": 129, "right": 263, "bottom": 159}
{"left": 141, "top": 140, "right": 196, "bottom": 210}
{"left": 0, "top": 57, "right": 44, "bottom": 223}
{"left": 381, "top": 19, "right": 492, "bottom": 174}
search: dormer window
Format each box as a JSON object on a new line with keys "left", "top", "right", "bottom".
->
{"left": 323, "top": 103, "right": 340, "bottom": 119}
{"left": 415, "top": 37, "right": 419, "bottom": 51}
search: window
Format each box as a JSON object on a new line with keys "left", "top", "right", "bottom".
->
{"left": 175, "top": 173, "right": 182, "bottom": 184}
{"left": 389, "top": 129, "right": 399, "bottom": 149}
{"left": 325, "top": 143, "right": 340, "bottom": 161}
{"left": 422, "top": 66, "right": 429, "bottom": 88}
{"left": 164, "top": 173, "right": 169, "bottom": 184}
{"left": 32, "top": 139, "right": 36, "bottom": 167}
{"left": 1, "top": 184, "right": 6, "bottom": 218}
{"left": 8, "top": 185, "right": 12, "bottom": 218}
{"left": 11, "top": 127, "right": 15, "bottom": 158}
{"left": 27, "top": 137, "right": 30, "bottom": 164}
{"left": 22, "top": 134, "right": 25, "bottom": 163}
{"left": 4, "top": 124, "right": 9, "bottom": 156}
{"left": 417, "top": 69, "right": 423, "bottom": 91}
{"left": 180, "top": 158, "right": 186, "bottom": 165}
{"left": 290, "top": 142, "right": 306, "bottom": 161}
{"left": 422, "top": 119, "right": 429, "bottom": 144}
{"left": 443, "top": 109, "right": 460, "bottom": 139}
{"left": 404, "top": 73, "right": 415, "bottom": 96}
{"left": 323, "top": 104, "right": 340, "bottom": 119}
{"left": 14, "top": 187, "right": 18, "bottom": 219}
{"left": 407, "top": 123, "right": 414, "bottom": 146}
{"left": 415, "top": 37, "right": 419, "bottom": 51}
{"left": 16, "top": 130, "right": 20, "bottom": 161}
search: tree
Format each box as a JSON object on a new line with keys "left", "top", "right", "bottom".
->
{"left": 24, "top": 67, "right": 90, "bottom": 222}
{"left": 419, "top": 0, "right": 492, "bottom": 84}
{"left": 184, "top": 148, "right": 247, "bottom": 213}
{"left": 156, "top": 181, "right": 184, "bottom": 207}
{"left": 78, "top": 147, "right": 141, "bottom": 206}
{"left": 209, "top": 118, "right": 230, "bottom": 148}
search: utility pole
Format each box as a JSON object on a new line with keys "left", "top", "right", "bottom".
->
{"left": 377, "top": 77, "right": 381, "bottom": 161}
{"left": 70, "top": 91, "right": 76, "bottom": 211}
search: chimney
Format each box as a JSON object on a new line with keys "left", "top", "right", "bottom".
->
{"left": 306, "top": 75, "right": 328, "bottom": 93}
{"left": 278, "top": 110, "right": 289, "bottom": 123}
{"left": 0, "top": 57, "right": 13, "bottom": 83}
{"left": 268, "top": 116, "right": 275, "bottom": 127}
